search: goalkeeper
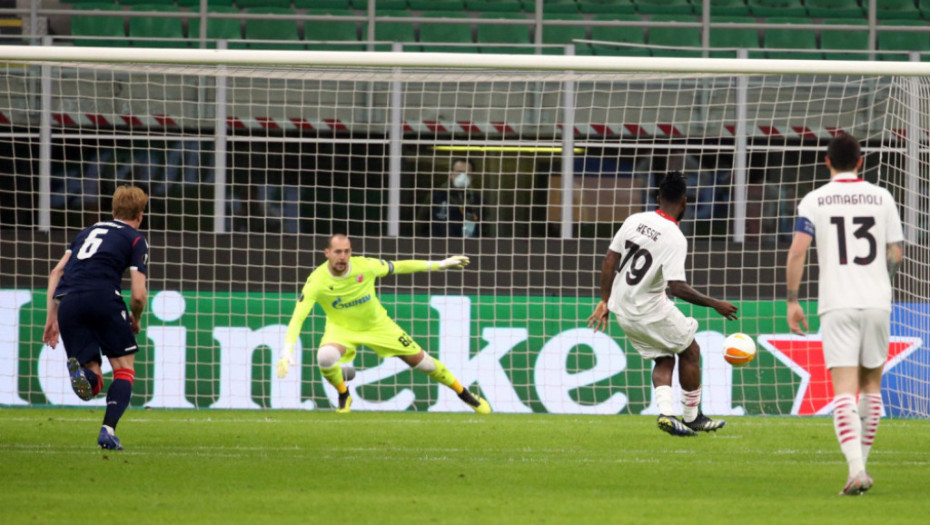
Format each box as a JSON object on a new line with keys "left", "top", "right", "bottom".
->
{"left": 277, "top": 233, "right": 491, "bottom": 414}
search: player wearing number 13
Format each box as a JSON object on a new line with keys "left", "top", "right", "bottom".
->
{"left": 42, "top": 185, "right": 150, "bottom": 451}
{"left": 587, "top": 172, "right": 738, "bottom": 437}
{"left": 785, "top": 133, "right": 904, "bottom": 495}
{"left": 277, "top": 234, "right": 491, "bottom": 414}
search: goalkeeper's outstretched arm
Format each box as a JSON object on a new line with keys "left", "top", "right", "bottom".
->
{"left": 389, "top": 255, "right": 470, "bottom": 274}
{"left": 277, "top": 285, "right": 318, "bottom": 378}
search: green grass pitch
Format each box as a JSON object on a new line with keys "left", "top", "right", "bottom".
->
{"left": 1, "top": 409, "right": 928, "bottom": 524}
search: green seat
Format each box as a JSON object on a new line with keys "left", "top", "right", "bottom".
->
{"left": 525, "top": 1, "right": 580, "bottom": 14}
{"left": 352, "top": 0, "right": 410, "bottom": 11}
{"left": 748, "top": 0, "right": 807, "bottom": 17}
{"left": 763, "top": 17, "right": 821, "bottom": 59}
{"left": 293, "top": 0, "right": 351, "bottom": 8}
{"left": 362, "top": 11, "right": 417, "bottom": 51}
{"left": 578, "top": 0, "right": 637, "bottom": 14}
{"left": 821, "top": 18, "right": 870, "bottom": 60}
{"left": 648, "top": 15, "right": 701, "bottom": 57}
{"left": 873, "top": 0, "right": 921, "bottom": 20}
{"left": 636, "top": 0, "right": 694, "bottom": 16}
{"left": 176, "top": 0, "right": 235, "bottom": 6}
{"left": 589, "top": 14, "right": 648, "bottom": 56}
{"left": 878, "top": 19, "right": 930, "bottom": 61}
{"left": 466, "top": 0, "right": 525, "bottom": 12}
{"left": 708, "top": 16, "right": 761, "bottom": 58}
{"left": 409, "top": 0, "right": 464, "bottom": 10}
{"left": 419, "top": 11, "right": 477, "bottom": 53}
{"left": 304, "top": 12, "right": 362, "bottom": 51}
{"left": 921, "top": 0, "right": 930, "bottom": 20}
{"left": 477, "top": 12, "right": 533, "bottom": 54}
{"left": 118, "top": 0, "right": 178, "bottom": 5}
{"left": 541, "top": 14, "right": 587, "bottom": 54}
{"left": 188, "top": 6, "right": 243, "bottom": 48}
{"left": 694, "top": 0, "right": 751, "bottom": 16}
{"left": 129, "top": 4, "right": 186, "bottom": 48}
{"left": 243, "top": 7, "right": 302, "bottom": 50}
{"left": 237, "top": 0, "right": 291, "bottom": 8}
{"left": 71, "top": 3, "right": 127, "bottom": 47}
{"left": 805, "top": 0, "right": 864, "bottom": 19}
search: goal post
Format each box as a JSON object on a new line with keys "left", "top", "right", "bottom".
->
{"left": 0, "top": 45, "right": 928, "bottom": 417}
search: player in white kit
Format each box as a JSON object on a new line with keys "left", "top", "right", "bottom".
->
{"left": 785, "top": 133, "right": 904, "bottom": 495}
{"left": 588, "top": 172, "right": 738, "bottom": 437}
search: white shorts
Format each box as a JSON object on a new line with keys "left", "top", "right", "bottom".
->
{"left": 821, "top": 308, "right": 890, "bottom": 369}
{"left": 615, "top": 307, "right": 698, "bottom": 360}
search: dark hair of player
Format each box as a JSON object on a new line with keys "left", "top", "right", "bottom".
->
{"left": 451, "top": 158, "right": 476, "bottom": 171}
{"left": 826, "top": 133, "right": 861, "bottom": 172}
{"left": 112, "top": 185, "right": 148, "bottom": 221}
{"left": 657, "top": 171, "right": 687, "bottom": 203}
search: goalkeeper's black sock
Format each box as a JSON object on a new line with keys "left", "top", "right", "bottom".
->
{"left": 457, "top": 389, "right": 480, "bottom": 408}
{"left": 338, "top": 390, "right": 351, "bottom": 410}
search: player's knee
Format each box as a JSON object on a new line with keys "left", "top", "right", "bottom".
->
{"left": 317, "top": 345, "right": 342, "bottom": 369}
{"left": 413, "top": 354, "right": 436, "bottom": 373}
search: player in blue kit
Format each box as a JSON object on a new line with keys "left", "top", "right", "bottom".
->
{"left": 42, "top": 185, "right": 150, "bottom": 450}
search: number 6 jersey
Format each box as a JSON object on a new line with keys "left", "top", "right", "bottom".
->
{"left": 606, "top": 210, "right": 688, "bottom": 322}
{"left": 54, "top": 219, "right": 149, "bottom": 298}
{"left": 795, "top": 172, "right": 904, "bottom": 315}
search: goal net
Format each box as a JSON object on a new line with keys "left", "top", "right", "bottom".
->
{"left": 1, "top": 48, "right": 927, "bottom": 417}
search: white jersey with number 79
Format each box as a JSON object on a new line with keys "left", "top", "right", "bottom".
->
{"left": 795, "top": 171, "right": 904, "bottom": 315}
{"left": 606, "top": 210, "right": 688, "bottom": 322}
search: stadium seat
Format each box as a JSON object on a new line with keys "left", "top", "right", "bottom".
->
{"left": 762, "top": 17, "right": 821, "bottom": 59}
{"left": 71, "top": 3, "right": 127, "bottom": 47}
{"left": 476, "top": 12, "right": 533, "bottom": 54}
{"left": 187, "top": 6, "right": 243, "bottom": 48}
{"left": 877, "top": 19, "right": 930, "bottom": 61}
{"left": 292, "top": 0, "right": 352, "bottom": 8}
{"left": 304, "top": 12, "right": 362, "bottom": 51}
{"left": 540, "top": 13, "right": 587, "bottom": 54}
{"left": 708, "top": 16, "right": 762, "bottom": 58}
{"left": 748, "top": 0, "right": 808, "bottom": 18}
{"left": 805, "top": 0, "right": 864, "bottom": 19}
{"left": 237, "top": 0, "right": 291, "bottom": 7}
{"left": 525, "top": 0, "right": 580, "bottom": 14}
{"left": 820, "top": 18, "right": 870, "bottom": 60}
{"left": 351, "top": 0, "right": 410, "bottom": 11}
{"left": 873, "top": 0, "right": 921, "bottom": 20}
{"left": 578, "top": 0, "right": 637, "bottom": 15}
{"left": 117, "top": 0, "right": 177, "bottom": 5}
{"left": 921, "top": 0, "right": 930, "bottom": 20}
{"left": 694, "top": 0, "right": 751, "bottom": 16}
{"left": 362, "top": 11, "right": 417, "bottom": 51}
{"left": 635, "top": 0, "right": 694, "bottom": 16}
{"left": 129, "top": 4, "right": 186, "bottom": 48}
{"left": 466, "top": 0, "right": 526, "bottom": 12}
{"left": 242, "top": 7, "right": 302, "bottom": 50}
{"left": 408, "top": 0, "right": 464, "bottom": 10}
{"left": 419, "top": 11, "right": 477, "bottom": 53}
{"left": 588, "top": 14, "right": 649, "bottom": 56}
{"left": 648, "top": 15, "right": 701, "bottom": 57}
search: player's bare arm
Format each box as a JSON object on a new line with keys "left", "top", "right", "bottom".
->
{"left": 42, "top": 252, "right": 71, "bottom": 348}
{"left": 129, "top": 270, "right": 147, "bottom": 335}
{"left": 587, "top": 249, "right": 621, "bottom": 332}
{"left": 667, "top": 280, "right": 738, "bottom": 320}
{"left": 887, "top": 241, "right": 903, "bottom": 280}
{"left": 785, "top": 231, "right": 813, "bottom": 334}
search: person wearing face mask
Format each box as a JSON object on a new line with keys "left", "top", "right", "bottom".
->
{"left": 417, "top": 158, "right": 483, "bottom": 238}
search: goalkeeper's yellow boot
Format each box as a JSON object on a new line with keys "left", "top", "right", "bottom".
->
{"left": 336, "top": 390, "right": 352, "bottom": 413}
{"left": 458, "top": 390, "right": 491, "bottom": 414}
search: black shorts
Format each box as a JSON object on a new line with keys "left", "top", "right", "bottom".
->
{"left": 57, "top": 291, "right": 139, "bottom": 365}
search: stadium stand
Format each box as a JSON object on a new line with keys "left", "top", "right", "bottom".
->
{"left": 648, "top": 15, "right": 702, "bottom": 57}
{"left": 587, "top": 14, "right": 648, "bottom": 55}
{"left": 748, "top": 0, "right": 808, "bottom": 17}
{"left": 304, "top": 12, "right": 362, "bottom": 51}
{"left": 525, "top": 0, "right": 582, "bottom": 14}
{"left": 874, "top": 0, "right": 922, "bottom": 20}
{"left": 419, "top": 11, "right": 477, "bottom": 53}
{"left": 236, "top": 0, "right": 291, "bottom": 8}
{"left": 921, "top": 0, "right": 930, "bottom": 20}
{"left": 577, "top": 0, "right": 637, "bottom": 15}
{"left": 877, "top": 19, "right": 930, "bottom": 61}
{"left": 352, "top": 0, "right": 411, "bottom": 11}
{"left": 466, "top": 0, "right": 526, "bottom": 13}
{"left": 820, "top": 18, "right": 870, "bottom": 60}
{"left": 292, "top": 0, "right": 353, "bottom": 8}
{"left": 635, "top": 0, "right": 694, "bottom": 16}
{"left": 408, "top": 1, "right": 464, "bottom": 11}
{"left": 540, "top": 13, "right": 588, "bottom": 54}
{"left": 805, "top": 0, "right": 864, "bottom": 19}
{"left": 762, "top": 17, "right": 821, "bottom": 60}
{"left": 186, "top": 5, "right": 243, "bottom": 48}
{"left": 708, "top": 16, "right": 762, "bottom": 58}
{"left": 476, "top": 12, "right": 533, "bottom": 53}
{"left": 129, "top": 4, "right": 186, "bottom": 48}
{"left": 71, "top": 3, "right": 127, "bottom": 47}
{"left": 694, "top": 0, "right": 752, "bottom": 16}
{"left": 362, "top": 10, "right": 417, "bottom": 51}
{"left": 243, "top": 7, "right": 301, "bottom": 50}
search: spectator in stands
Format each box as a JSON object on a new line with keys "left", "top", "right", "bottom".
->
{"left": 417, "top": 158, "right": 483, "bottom": 238}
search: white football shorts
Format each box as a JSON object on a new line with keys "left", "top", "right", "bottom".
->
{"left": 615, "top": 306, "right": 698, "bottom": 360}
{"left": 821, "top": 308, "right": 890, "bottom": 369}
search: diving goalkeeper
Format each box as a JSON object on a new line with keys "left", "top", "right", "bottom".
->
{"left": 277, "top": 233, "right": 491, "bottom": 414}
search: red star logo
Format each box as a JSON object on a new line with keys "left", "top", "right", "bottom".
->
{"left": 356, "top": 274, "right": 364, "bottom": 283}
{"left": 758, "top": 334, "right": 922, "bottom": 415}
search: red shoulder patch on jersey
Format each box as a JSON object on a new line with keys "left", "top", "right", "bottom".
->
{"left": 132, "top": 236, "right": 142, "bottom": 247}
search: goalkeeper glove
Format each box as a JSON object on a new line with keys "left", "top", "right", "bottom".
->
{"left": 438, "top": 255, "right": 470, "bottom": 270}
{"left": 277, "top": 346, "right": 296, "bottom": 378}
